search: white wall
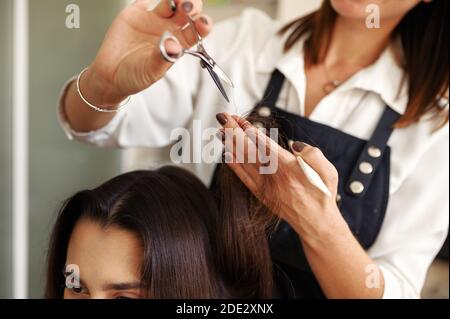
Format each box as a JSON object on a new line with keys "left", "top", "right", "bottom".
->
{"left": 0, "top": 0, "right": 13, "bottom": 299}
{"left": 27, "top": 0, "right": 124, "bottom": 298}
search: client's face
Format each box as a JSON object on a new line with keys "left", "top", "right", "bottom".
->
{"left": 63, "top": 218, "right": 144, "bottom": 299}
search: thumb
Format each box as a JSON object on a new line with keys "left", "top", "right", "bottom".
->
{"left": 291, "top": 142, "right": 338, "bottom": 196}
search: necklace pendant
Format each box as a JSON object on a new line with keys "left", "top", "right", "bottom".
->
{"left": 323, "top": 80, "right": 340, "bottom": 94}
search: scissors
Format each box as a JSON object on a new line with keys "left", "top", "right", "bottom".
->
{"left": 159, "top": 17, "right": 234, "bottom": 103}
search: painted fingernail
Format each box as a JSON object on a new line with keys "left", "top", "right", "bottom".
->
{"left": 292, "top": 141, "right": 308, "bottom": 153}
{"left": 216, "top": 113, "right": 228, "bottom": 125}
{"left": 182, "top": 1, "right": 193, "bottom": 13}
{"left": 200, "top": 16, "right": 209, "bottom": 25}
{"left": 168, "top": 0, "right": 176, "bottom": 12}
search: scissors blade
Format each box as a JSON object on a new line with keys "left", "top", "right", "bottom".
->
{"left": 184, "top": 16, "right": 233, "bottom": 102}
{"left": 211, "top": 64, "right": 234, "bottom": 88}
{"left": 205, "top": 66, "right": 230, "bottom": 103}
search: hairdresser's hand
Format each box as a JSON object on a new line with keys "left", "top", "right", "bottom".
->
{"left": 217, "top": 114, "right": 385, "bottom": 299}
{"left": 84, "top": 0, "right": 211, "bottom": 106}
{"left": 216, "top": 113, "right": 348, "bottom": 243}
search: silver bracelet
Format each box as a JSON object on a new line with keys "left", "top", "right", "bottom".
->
{"left": 76, "top": 67, "right": 131, "bottom": 113}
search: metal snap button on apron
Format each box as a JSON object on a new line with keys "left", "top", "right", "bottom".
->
{"left": 368, "top": 146, "right": 382, "bottom": 158}
{"left": 350, "top": 181, "right": 365, "bottom": 195}
{"left": 359, "top": 162, "right": 374, "bottom": 175}
{"left": 258, "top": 106, "right": 272, "bottom": 118}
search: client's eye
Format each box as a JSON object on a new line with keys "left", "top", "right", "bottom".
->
{"left": 115, "top": 296, "right": 133, "bottom": 300}
{"left": 69, "top": 285, "right": 88, "bottom": 295}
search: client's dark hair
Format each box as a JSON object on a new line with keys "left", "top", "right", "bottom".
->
{"left": 45, "top": 166, "right": 274, "bottom": 299}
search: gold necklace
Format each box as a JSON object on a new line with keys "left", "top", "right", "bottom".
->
{"left": 321, "top": 64, "right": 341, "bottom": 94}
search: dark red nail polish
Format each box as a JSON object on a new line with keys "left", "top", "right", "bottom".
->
{"left": 216, "top": 113, "right": 228, "bottom": 125}
{"left": 182, "top": 1, "right": 193, "bottom": 13}
{"left": 292, "top": 141, "right": 308, "bottom": 153}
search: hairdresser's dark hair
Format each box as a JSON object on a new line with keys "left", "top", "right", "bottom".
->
{"left": 280, "top": 0, "right": 449, "bottom": 128}
{"left": 45, "top": 166, "right": 274, "bottom": 299}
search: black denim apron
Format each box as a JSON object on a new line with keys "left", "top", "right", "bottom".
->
{"left": 212, "top": 69, "right": 400, "bottom": 299}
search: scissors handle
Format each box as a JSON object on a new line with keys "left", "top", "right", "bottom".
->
{"left": 159, "top": 31, "right": 182, "bottom": 63}
{"left": 159, "top": 19, "right": 235, "bottom": 103}
{"left": 159, "top": 28, "right": 214, "bottom": 67}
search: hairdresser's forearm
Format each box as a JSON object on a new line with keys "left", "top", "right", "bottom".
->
{"left": 64, "top": 68, "right": 125, "bottom": 132}
{"left": 299, "top": 217, "right": 385, "bottom": 299}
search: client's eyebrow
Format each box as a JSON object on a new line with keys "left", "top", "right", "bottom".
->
{"left": 103, "top": 282, "right": 143, "bottom": 291}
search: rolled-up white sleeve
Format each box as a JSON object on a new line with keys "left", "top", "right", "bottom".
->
{"left": 57, "top": 76, "right": 127, "bottom": 147}
{"left": 368, "top": 124, "right": 449, "bottom": 299}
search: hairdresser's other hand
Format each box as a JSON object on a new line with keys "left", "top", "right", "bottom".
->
{"left": 216, "top": 113, "right": 348, "bottom": 242}
{"left": 218, "top": 113, "right": 385, "bottom": 299}
{"left": 83, "top": 0, "right": 211, "bottom": 106}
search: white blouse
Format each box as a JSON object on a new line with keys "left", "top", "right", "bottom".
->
{"left": 59, "top": 9, "right": 449, "bottom": 299}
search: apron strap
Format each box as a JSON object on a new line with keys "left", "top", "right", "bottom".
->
{"left": 345, "top": 107, "right": 401, "bottom": 198}
{"left": 258, "top": 69, "right": 286, "bottom": 107}
{"left": 256, "top": 69, "right": 401, "bottom": 199}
